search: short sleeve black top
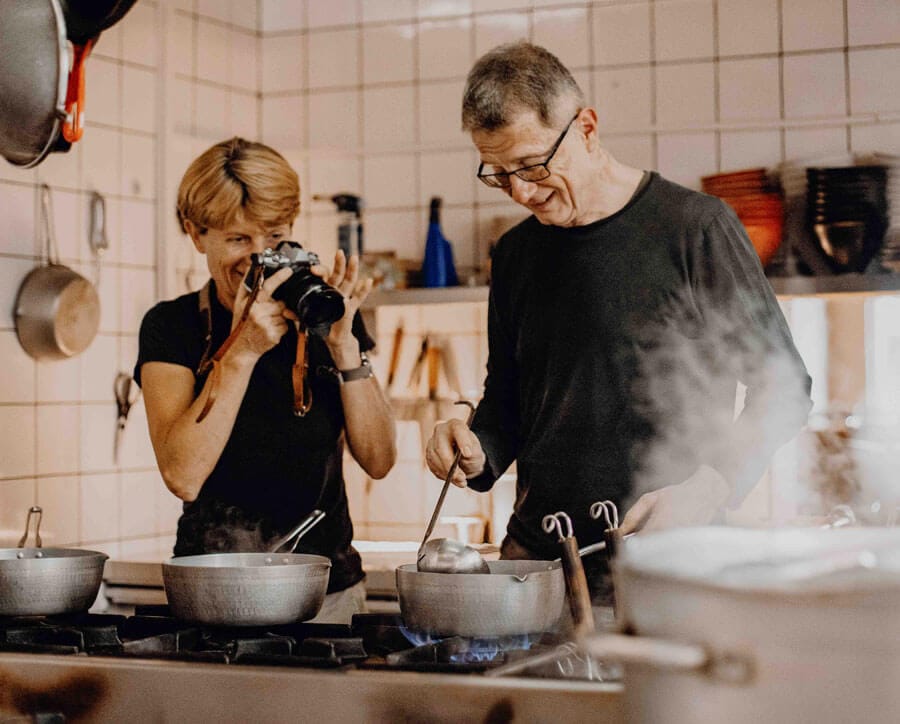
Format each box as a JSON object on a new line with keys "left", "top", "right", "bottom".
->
{"left": 134, "top": 281, "right": 374, "bottom": 593}
{"left": 468, "top": 172, "right": 812, "bottom": 557}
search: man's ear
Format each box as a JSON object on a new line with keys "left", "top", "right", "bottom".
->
{"left": 185, "top": 220, "right": 205, "bottom": 253}
{"left": 578, "top": 107, "right": 600, "bottom": 152}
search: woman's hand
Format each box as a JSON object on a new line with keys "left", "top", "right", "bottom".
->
{"left": 317, "top": 250, "right": 373, "bottom": 367}
{"left": 228, "top": 266, "right": 295, "bottom": 364}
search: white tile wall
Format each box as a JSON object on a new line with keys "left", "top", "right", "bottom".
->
{"left": 0, "top": 0, "right": 897, "bottom": 555}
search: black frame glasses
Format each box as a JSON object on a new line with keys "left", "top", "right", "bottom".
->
{"left": 476, "top": 112, "right": 581, "bottom": 189}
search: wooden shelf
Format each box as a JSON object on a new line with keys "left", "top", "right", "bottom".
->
{"left": 768, "top": 273, "right": 900, "bottom": 297}
{"left": 364, "top": 285, "right": 489, "bottom": 307}
{"left": 362, "top": 275, "right": 900, "bottom": 311}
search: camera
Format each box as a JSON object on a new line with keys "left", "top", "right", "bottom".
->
{"left": 248, "top": 241, "right": 344, "bottom": 331}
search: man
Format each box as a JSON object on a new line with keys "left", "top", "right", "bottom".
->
{"left": 425, "top": 42, "right": 812, "bottom": 600}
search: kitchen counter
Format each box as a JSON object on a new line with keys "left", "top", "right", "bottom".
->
{"left": 0, "top": 652, "right": 623, "bottom": 723}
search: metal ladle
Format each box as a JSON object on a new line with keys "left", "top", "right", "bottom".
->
{"left": 416, "top": 400, "right": 489, "bottom": 574}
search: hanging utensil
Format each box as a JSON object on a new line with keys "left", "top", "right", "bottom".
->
{"left": 386, "top": 321, "right": 404, "bottom": 393}
{"left": 543, "top": 511, "right": 595, "bottom": 639}
{"left": 88, "top": 190, "right": 109, "bottom": 286}
{"left": 113, "top": 372, "right": 141, "bottom": 463}
{"left": 14, "top": 184, "right": 101, "bottom": 360}
{"left": 417, "top": 400, "right": 489, "bottom": 574}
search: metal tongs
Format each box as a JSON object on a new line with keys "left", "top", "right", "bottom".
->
{"left": 543, "top": 511, "right": 595, "bottom": 639}
{"left": 268, "top": 509, "right": 326, "bottom": 553}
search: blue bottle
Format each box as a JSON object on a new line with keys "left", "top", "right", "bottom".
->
{"left": 422, "top": 197, "right": 458, "bottom": 287}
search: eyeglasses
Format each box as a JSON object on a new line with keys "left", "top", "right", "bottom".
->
{"left": 476, "top": 112, "right": 580, "bottom": 189}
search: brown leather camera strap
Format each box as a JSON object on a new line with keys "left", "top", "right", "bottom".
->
{"left": 194, "top": 271, "right": 313, "bottom": 422}
{"left": 292, "top": 327, "right": 313, "bottom": 417}
{"left": 195, "top": 270, "right": 263, "bottom": 423}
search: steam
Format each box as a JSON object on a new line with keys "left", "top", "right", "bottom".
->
{"left": 625, "top": 291, "right": 812, "bottom": 515}
{"left": 177, "top": 500, "right": 274, "bottom": 554}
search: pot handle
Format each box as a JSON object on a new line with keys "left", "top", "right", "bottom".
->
{"left": 17, "top": 506, "right": 43, "bottom": 549}
{"left": 38, "top": 184, "right": 62, "bottom": 266}
{"left": 583, "top": 632, "right": 755, "bottom": 685}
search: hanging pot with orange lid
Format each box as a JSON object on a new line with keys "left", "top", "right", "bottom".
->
{"left": 14, "top": 184, "right": 101, "bottom": 360}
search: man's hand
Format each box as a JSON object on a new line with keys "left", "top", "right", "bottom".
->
{"left": 620, "top": 465, "right": 732, "bottom": 535}
{"left": 425, "top": 419, "right": 486, "bottom": 487}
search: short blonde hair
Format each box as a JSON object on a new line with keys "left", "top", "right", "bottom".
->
{"left": 176, "top": 138, "right": 300, "bottom": 234}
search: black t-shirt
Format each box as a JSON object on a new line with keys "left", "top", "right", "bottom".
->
{"left": 469, "top": 172, "right": 812, "bottom": 558}
{"left": 134, "top": 281, "right": 374, "bottom": 593}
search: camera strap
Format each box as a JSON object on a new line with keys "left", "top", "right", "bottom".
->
{"left": 194, "top": 271, "right": 314, "bottom": 422}
{"left": 292, "top": 326, "right": 313, "bottom": 417}
{"left": 194, "top": 269, "right": 264, "bottom": 423}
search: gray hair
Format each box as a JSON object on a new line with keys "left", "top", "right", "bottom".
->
{"left": 461, "top": 41, "right": 585, "bottom": 132}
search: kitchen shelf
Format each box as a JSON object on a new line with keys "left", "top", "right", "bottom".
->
{"left": 768, "top": 273, "right": 900, "bottom": 297}
{"left": 364, "top": 285, "right": 489, "bottom": 307}
{"left": 364, "top": 275, "right": 900, "bottom": 308}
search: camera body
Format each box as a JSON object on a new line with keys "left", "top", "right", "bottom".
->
{"left": 249, "top": 241, "right": 344, "bottom": 331}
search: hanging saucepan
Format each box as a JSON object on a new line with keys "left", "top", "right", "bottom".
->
{"left": 0, "top": 0, "right": 139, "bottom": 168}
{"left": 14, "top": 184, "right": 101, "bottom": 360}
{"left": 0, "top": 0, "right": 69, "bottom": 167}
{"left": 0, "top": 506, "right": 108, "bottom": 616}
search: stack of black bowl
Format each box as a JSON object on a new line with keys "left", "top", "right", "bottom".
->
{"left": 806, "top": 165, "right": 888, "bottom": 273}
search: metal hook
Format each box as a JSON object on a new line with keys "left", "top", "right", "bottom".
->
{"left": 590, "top": 500, "right": 619, "bottom": 530}
{"left": 542, "top": 511, "right": 573, "bottom": 541}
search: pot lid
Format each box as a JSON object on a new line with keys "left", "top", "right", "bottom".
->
{"left": 618, "top": 526, "right": 900, "bottom": 595}
{"left": 0, "top": 0, "right": 69, "bottom": 168}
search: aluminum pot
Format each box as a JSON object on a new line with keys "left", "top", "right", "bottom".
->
{"left": 585, "top": 526, "right": 900, "bottom": 724}
{"left": 14, "top": 185, "right": 100, "bottom": 360}
{"left": 0, "top": 507, "right": 107, "bottom": 617}
{"left": 396, "top": 560, "right": 565, "bottom": 638}
{"left": 162, "top": 553, "right": 331, "bottom": 627}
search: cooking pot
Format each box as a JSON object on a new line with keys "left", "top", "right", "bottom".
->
{"left": 396, "top": 560, "right": 565, "bottom": 638}
{"left": 14, "top": 184, "right": 100, "bottom": 360}
{"left": 0, "top": 0, "right": 139, "bottom": 167}
{"left": 0, "top": 507, "right": 108, "bottom": 617}
{"left": 163, "top": 553, "right": 332, "bottom": 627}
{"left": 584, "top": 526, "right": 900, "bottom": 724}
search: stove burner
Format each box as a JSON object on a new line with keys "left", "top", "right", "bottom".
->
{"left": 0, "top": 609, "right": 607, "bottom": 680}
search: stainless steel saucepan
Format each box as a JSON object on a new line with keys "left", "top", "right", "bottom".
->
{"left": 0, "top": 506, "right": 108, "bottom": 616}
{"left": 162, "top": 509, "right": 331, "bottom": 626}
{"left": 397, "top": 560, "right": 566, "bottom": 638}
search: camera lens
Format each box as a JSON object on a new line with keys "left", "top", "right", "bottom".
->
{"left": 274, "top": 273, "right": 345, "bottom": 330}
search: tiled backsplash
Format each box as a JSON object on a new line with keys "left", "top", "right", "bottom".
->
{"left": 0, "top": 1, "right": 897, "bottom": 555}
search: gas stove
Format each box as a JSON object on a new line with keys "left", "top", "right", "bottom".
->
{"left": 0, "top": 608, "right": 623, "bottom": 722}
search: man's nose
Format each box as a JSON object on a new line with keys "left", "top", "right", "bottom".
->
{"left": 508, "top": 174, "right": 537, "bottom": 205}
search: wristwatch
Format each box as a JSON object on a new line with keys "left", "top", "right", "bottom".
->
{"left": 336, "top": 352, "right": 374, "bottom": 384}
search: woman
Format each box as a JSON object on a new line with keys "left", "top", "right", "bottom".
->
{"left": 135, "top": 138, "right": 396, "bottom": 623}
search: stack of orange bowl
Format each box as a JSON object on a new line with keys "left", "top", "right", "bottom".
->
{"left": 701, "top": 168, "right": 784, "bottom": 268}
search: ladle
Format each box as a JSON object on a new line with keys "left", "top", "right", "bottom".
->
{"left": 417, "top": 400, "right": 489, "bottom": 574}
{"left": 268, "top": 509, "right": 325, "bottom": 553}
